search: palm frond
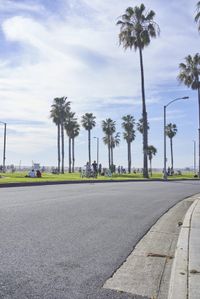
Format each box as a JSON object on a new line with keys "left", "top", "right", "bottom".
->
{"left": 165, "top": 123, "right": 178, "bottom": 139}
{"left": 117, "top": 4, "right": 159, "bottom": 51}
{"left": 81, "top": 113, "right": 96, "bottom": 130}
{"left": 195, "top": 1, "right": 200, "bottom": 30}
{"left": 178, "top": 53, "right": 200, "bottom": 90}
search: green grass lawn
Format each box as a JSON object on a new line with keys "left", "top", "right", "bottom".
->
{"left": 0, "top": 171, "right": 198, "bottom": 184}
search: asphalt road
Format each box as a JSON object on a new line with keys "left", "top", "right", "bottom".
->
{"left": 1, "top": 181, "right": 200, "bottom": 299}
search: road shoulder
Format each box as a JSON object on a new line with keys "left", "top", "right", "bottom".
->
{"left": 104, "top": 195, "right": 198, "bottom": 299}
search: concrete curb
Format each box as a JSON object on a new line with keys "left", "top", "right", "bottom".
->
{"left": 103, "top": 195, "right": 195, "bottom": 299}
{"left": 0, "top": 178, "right": 199, "bottom": 188}
{"left": 0, "top": 179, "right": 163, "bottom": 188}
{"left": 168, "top": 196, "right": 200, "bottom": 299}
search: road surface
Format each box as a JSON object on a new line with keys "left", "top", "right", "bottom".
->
{"left": 0, "top": 181, "right": 200, "bottom": 299}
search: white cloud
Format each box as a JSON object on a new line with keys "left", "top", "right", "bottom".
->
{"left": 0, "top": 0, "right": 199, "bottom": 167}
{"left": 0, "top": 0, "right": 45, "bottom": 14}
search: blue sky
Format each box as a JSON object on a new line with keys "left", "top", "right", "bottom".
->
{"left": 0, "top": 0, "right": 199, "bottom": 169}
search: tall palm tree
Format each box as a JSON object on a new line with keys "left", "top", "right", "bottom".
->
{"left": 165, "top": 123, "right": 177, "bottom": 172}
{"left": 50, "top": 105, "right": 61, "bottom": 173}
{"left": 147, "top": 145, "right": 157, "bottom": 176}
{"left": 195, "top": 1, "right": 200, "bottom": 32}
{"left": 102, "top": 118, "right": 116, "bottom": 168}
{"left": 117, "top": 4, "right": 160, "bottom": 178}
{"left": 64, "top": 112, "right": 76, "bottom": 173}
{"left": 81, "top": 113, "right": 96, "bottom": 166}
{"left": 122, "top": 115, "right": 136, "bottom": 173}
{"left": 50, "top": 97, "right": 71, "bottom": 173}
{"left": 71, "top": 121, "right": 80, "bottom": 173}
{"left": 110, "top": 132, "right": 120, "bottom": 166}
{"left": 178, "top": 53, "right": 200, "bottom": 177}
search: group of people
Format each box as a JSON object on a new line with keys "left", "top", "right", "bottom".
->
{"left": 26, "top": 169, "right": 42, "bottom": 178}
{"left": 167, "top": 167, "right": 174, "bottom": 176}
{"left": 117, "top": 165, "right": 126, "bottom": 174}
{"left": 83, "top": 161, "right": 102, "bottom": 177}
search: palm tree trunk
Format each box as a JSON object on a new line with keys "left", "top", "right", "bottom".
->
{"left": 61, "top": 122, "right": 64, "bottom": 173}
{"left": 128, "top": 142, "right": 131, "bottom": 173}
{"left": 127, "top": 142, "right": 129, "bottom": 173}
{"left": 170, "top": 137, "right": 174, "bottom": 171}
{"left": 198, "top": 84, "right": 200, "bottom": 178}
{"left": 108, "top": 136, "right": 111, "bottom": 168}
{"left": 111, "top": 146, "right": 113, "bottom": 166}
{"left": 72, "top": 138, "right": 75, "bottom": 173}
{"left": 69, "top": 137, "right": 71, "bottom": 173}
{"left": 57, "top": 124, "right": 61, "bottom": 173}
{"left": 108, "top": 144, "right": 110, "bottom": 168}
{"left": 88, "top": 129, "right": 91, "bottom": 166}
{"left": 139, "top": 47, "right": 148, "bottom": 178}
{"left": 150, "top": 158, "right": 152, "bottom": 176}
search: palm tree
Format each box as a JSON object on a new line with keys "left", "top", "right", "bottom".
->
{"left": 71, "top": 121, "right": 80, "bottom": 173}
{"left": 81, "top": 113, "right": 96, "bottom": 166}
{"left": 102, "top": 135, "right": 111, "bottom": 166}
{"left": 165, "top": 123, "right": 177, "bottom": 172}
{"left": 178, "top": 53, "right": 200, "bottom": 177}
{"left": 122, "top": 115, "right": 136, "bottom": 173}
{"left": 195, "top": 1, "right": 200, "bottom": 32}
{"left": 50, "top": 97, "right": 71, "bottom": 173}
{"left": 117, "top": 4, "right": 160, "bottom": 178}
{"left": 147, "top": 145, "right": 157, "bottom": 176}
{"left": 50, "top": 105, "right": 61, "bottom": 173}
{"left": 110, "top": 132, "right": 120, "bottom": 166}
{"left": 64, "top": 112, "right": 76, "bottom": 173}
{"left": 102, "top": 118, "right": 116, "bottom": 168}
{"left": 137, "top": 117, "right": 150, "bottom": 134}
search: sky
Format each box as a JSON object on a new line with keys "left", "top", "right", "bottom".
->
{"left": 0, "top": 0, "right": 199, "bottom": 169}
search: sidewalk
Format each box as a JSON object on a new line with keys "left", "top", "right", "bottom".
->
{"left": 168, "top": 196, "right": 200, "bottom": 299}
{"left": 104, "top": 194, "right": 200, "bottom": 299}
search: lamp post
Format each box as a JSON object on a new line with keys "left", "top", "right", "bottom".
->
{"left": 0, "top": 121, "right": 7, "bottom": 173}
{"left": 193, "top": 140, "right": 196, "bottom": 175}
{"left": 163, "top": 97, "right": 189, "bottom": 180}
{"left": 93, "top": 137, "right": 99, "bottom": 167}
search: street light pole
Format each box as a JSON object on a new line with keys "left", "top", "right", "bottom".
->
{"left": 164, "top": 105, "right": 167, "bottom": 180}
{"left": 163, "top": 97, "right": 189, "bottom": 180}
{"left": 0, "top": 121, "right": 7, "bottom": 173}
{"left": 194, "top": 140, "right": 196, "bottom": 174}
{"left": 93, "top": 137, "right": 99, "bottom": 167}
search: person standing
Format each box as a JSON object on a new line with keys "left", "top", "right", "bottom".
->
{"left": 92, "top": 161, "right": 98, "bottom": 175}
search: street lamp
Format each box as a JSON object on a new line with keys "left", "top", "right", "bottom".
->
{"left": 93, "top": 137, "right": 99, "bottom": 167}
{"left": 193, "top": 140, "right": 196, "bottom": 175}
{"left": 163, "top": 97, "right": 189, "bottom": 180}
{"left": 0, "top": 121, "right": 7, "bottom": 173}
